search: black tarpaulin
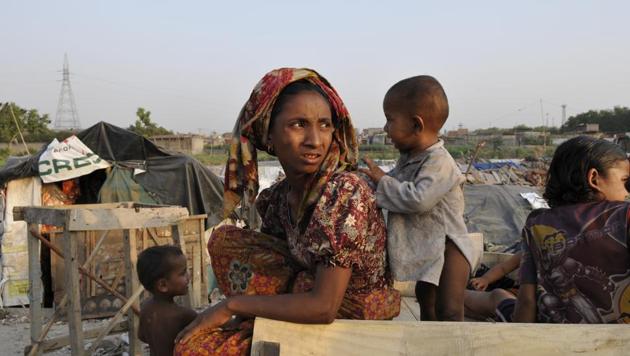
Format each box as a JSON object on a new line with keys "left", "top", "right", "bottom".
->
{"left": 0, "top": 122, "right": 224, "bottom": 227}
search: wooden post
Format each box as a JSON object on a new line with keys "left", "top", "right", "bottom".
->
{"left": 27, "top": 223, "right": 43, "bottom": 356}
{"left": 199, "top": 218, "right": 208, "bottom": 304}
{"left": 63, "top": 216, "right": 84, "bottom": 356}
{"left": 191, "top": 243, "right": 201, "bottom": 307}
{"left": 123, "top": 229, "right": 142, "bottom": 356}
{"left": 171, "top": 222, "right": 193, "bottom": 308}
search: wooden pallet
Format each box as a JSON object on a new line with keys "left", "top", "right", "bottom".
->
{"left": 15, "top": 202, "right": 203, "bottom": 356}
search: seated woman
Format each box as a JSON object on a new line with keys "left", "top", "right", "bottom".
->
{"left": 513, "top": 136, "right": 630, "bottom": 323}
{"left": 175, "top": 68, "right": 401, "bottom": 355}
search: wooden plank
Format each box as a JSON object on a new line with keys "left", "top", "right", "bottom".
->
{"left": 24, "top": 321, "right": 128, "bottom": 354}
{"left": 29, "top": 229, "right": 113, "bottom": 356}
{"left": 252, "top": 341, "right": 280, "bottom": 356}
{"left": 27, "top": 223, "right": 43, "bottom": 356}
{"left": 86, "top": 285, "right": 145, "bottom": 355}
{"left": 251, "top": 318, "right": 630, "bottom": 356}
{"left": 67, "top": 206, "right": 188, "bottom": 231}
{"left": 171, "top": 222, "right": 192, "bottom": 308}
{"left": 123, "top": 229, "right": 142, "bottom": 356}
{"left": 191, "top": 244, "right": 201, "bottom": 307}
{"left": 198, "top": 218, "right": 209, "bottom": 304}
{"left": 14, "top": 203, "right": 184, "bottom": 227}
{"left": 63, "top": 226, "right": 84, "bottom": 356}
{"left": 15, "top": 206, "right": 67, "bottom": 226}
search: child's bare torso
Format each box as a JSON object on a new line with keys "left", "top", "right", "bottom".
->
{"left": 139, "top": 298, "right": 197, "bottom": 356}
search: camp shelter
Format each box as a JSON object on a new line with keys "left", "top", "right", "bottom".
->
{"left": 463, "top": 184, "right": 542, "bottom": 253}
{"left": 0, "top": 121, "right": 224, "bottom": 308}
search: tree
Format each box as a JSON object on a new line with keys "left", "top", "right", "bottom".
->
{"left": 128, "top": 107, "right": 173, "bottom": 137}
{"left": 562, "top": 106, "right": 630, "bottom": 133}
{"left": 0, "top": 102, "right": 53, "bottom": 142}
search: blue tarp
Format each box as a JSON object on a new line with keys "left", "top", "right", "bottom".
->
{"left": 473, "top": 161, "right": 523, "bottom": 171}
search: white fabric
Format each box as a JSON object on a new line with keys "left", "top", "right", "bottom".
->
{"left": 38, "top": 135, "right": 110, "bottom": 183}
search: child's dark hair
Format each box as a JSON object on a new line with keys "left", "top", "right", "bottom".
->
{"left": 544, "top": 136, "right": 627, "bottom": 207}
{"left": 270, "top": 80, "right": 333, "bottom": 130}
{"left": 385, "top": 75, "right": 449, "bottom": 132}
{"left": 136, "top": 245, "right": 184, "bottom": 292}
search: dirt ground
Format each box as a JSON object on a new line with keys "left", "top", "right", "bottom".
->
{"left": 0, "top": 307, "right": 149, "bottom": 355}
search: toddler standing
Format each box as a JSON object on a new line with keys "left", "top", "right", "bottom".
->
{"left": 362, "top": 75, "right": 474, "bottom": 321}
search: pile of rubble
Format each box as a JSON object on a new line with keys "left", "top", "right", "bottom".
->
{"left": 461, "top": 159, "right": 548, "bottom": 187}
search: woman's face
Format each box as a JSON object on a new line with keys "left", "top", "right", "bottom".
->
{"left": 269, "top": 91, "right": 334, "bottom": 178}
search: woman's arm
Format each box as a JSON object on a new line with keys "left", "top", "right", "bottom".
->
{"left": 470, "top": 251, "right": 522, "bottom": 291}
{"left": 175, "top": 265, "right": 351, "bottom": 345}
{"left": 512, "top": 284, "right": 537, "bottom": 322}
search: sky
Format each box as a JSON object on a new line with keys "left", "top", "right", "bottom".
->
{"left": 2, "top": 0, "right": 629, "bottom": 135}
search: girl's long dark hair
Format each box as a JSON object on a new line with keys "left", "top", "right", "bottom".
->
{"left": 544, "top": 135, "right": 626, "bottom": 207}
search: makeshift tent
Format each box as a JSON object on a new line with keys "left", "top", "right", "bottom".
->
{"left": 0, "top": 122, "right": 224, "bottom": 306}
{"left": 463, "top": 184, "right": 541, "bottom": 252}
{"left": 0, "top": 121, "right": 224, "bottom": 226}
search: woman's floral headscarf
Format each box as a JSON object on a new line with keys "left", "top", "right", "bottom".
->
{"left": 224, "top": 68, "right": 358, "bottom": 225}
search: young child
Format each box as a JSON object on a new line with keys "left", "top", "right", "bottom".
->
{"left": 362, "top": 75, "right": 474, "bottom": 321}
{"left": 464, "top": 252, "right": 521, "bottom": 321}
{"left": 513, "top": 136, "right": 630, "bottom": 323}
{"left": 137, "top": 245, "right": 197, "bottom": 355}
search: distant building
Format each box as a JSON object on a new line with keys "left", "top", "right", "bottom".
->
{"left": 362, "top": 128, "right": 384, "bottom": 137}
{"left": 501, "top": 134, "right": 517, "bottom": 146}
{"left": 357, "top": 128, "right": 392, "bottom": 145}
{"left": 150, "top": 134, "right": 205, "bottom": 155}
{"left": 446, "top": 127, "right": 468, "bottom": 138}
{"left": 222, "top": 132, "right": 234, "bottom": 143}
{"left": 371, "top": 133, "right": 390, "bottom": 145}
{"left": 576, "top": 123, "right": 599, "bottom": 133}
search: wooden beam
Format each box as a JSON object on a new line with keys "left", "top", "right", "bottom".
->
{"left": 86, "top": 286, "right": 145, "bottom": 355}
{"left": 24, "top": 321, "right": 128, "bottom": 354}
{"left": 28, "top": 227, "right": 140, "bottom": 315}
{"left": 63, "top": 227, "right": 84, "bottom": 356}
{"left": 14, "top": 206, "right": 67, "bottom": 226}
{"left": 27, "top": 223, "right": 43, "bottom": 356}
{"left": 171, "top": 222, "right": 192, "bottom": 308}
{"left": 252, "top": 341, "right": 280, "bottom": 356}
{"left": 14, "top": 204, "right": 188, "bottom": 230}
{"left": 67, "top": 206, "right": 188, "bottom": 231}
{"left": 251, "top": 318, "right": 630, "bottom": 356}
{"left": 123, "top": 229, "right": 142, "bottom": 356}
{"left": 29, "top": 230, "right": 110, "bottom": 356}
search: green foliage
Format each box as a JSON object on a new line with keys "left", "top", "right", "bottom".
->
{"left": 562, "top": 106, "right": 630, "bottom": 133}
{"left": 513, "top": 124, "right": 532, "bottom": 132}
{"left": 128, "top": 107, "right": 173, "bottom": 137}
{"left": 473, "top": 127, "right": 504, "bottom": 135}
{"left": 358, "top": 144, "right": 400, "bottom": 160}
{"left": 0, "top": 148, "right": 9, "bottom": 167}
{"left": 0, "top": 102, "right": 54, "bottom": 142}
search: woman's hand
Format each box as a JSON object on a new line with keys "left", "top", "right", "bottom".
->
{"left": 175, "top": 300, "right": 233, "bottom": 345}
{"left": 469, "top": 276, "right": 489, "bottom": 291}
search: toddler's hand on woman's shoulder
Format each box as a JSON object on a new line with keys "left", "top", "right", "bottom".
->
{"left": 359, "top": 156, "right": 386, "bottom": 183}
